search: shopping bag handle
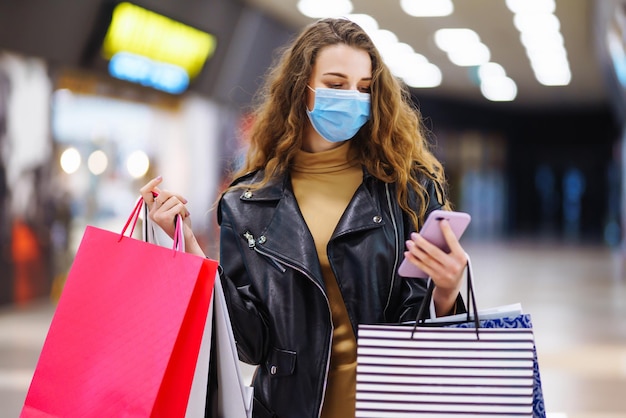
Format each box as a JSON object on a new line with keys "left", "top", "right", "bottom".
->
{"left": 119, "top": 196, "right": 144, "bottom": 241}
{"left": 411, "top": 253, "right": 480, "bottom": 338}
{"left": 119, "top": 196, "right": 184, "bottom": 253}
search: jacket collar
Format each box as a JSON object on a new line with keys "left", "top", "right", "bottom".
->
{"left": 240, "top": 171, "right": 324, "bottom": 282}
{"left": 240, "top": 168, "right": 385, "bottom": 240}
{"left": 232, "top": 168, "right": 387, "bottom": 287}
{"left": 239, "top": 170, "right": 284, "bottom": 200}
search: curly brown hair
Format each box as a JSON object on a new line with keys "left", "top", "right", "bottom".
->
{"left": 228, "top": 17, "right": 450, "bottom": 229}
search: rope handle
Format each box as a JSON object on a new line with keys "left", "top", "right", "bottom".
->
{"left": 411, "top": 253, "right": 481, "bottom": 339}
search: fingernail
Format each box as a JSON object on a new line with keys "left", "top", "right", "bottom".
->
{"left": 155, "top": 175, "right": 162, "bottom": 181}
{"left": 411, "top": 232, "right": 419, "bottom": 240}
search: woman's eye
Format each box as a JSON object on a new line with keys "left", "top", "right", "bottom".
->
{"left": 359, "top": 87, "right": 371, "bottom": 93}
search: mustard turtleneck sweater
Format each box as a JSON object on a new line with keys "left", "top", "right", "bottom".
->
{"left": 291, "top": 142, "right": 363, "bottom": 417}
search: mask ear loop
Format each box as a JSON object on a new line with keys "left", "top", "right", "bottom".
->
{"left": 306, "top": 85, "right": 316, "bottom": 111}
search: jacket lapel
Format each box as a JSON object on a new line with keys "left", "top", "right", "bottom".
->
{"left": 241, "top": 174, "right": 325, "bottom": 286}
{"left": 332, "top": 180, "right": 386, "bottom": 239}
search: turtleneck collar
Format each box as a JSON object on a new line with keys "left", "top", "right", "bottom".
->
{"left": 292, "top": 141, "right": 359, "bottom": 174}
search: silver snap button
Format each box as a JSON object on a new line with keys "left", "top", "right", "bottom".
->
{"left": 373, "top": 215, "right": 382, "bottom": 223}
{"left": 243, "top": 190, "right": 252, "bottom": 199}
{"left": 270, "top": 365, "right": 277, "bottom": 375}
{"left": 258, "top": 235, "right": 267, "bottom": 244}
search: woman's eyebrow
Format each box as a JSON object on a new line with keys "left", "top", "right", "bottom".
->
{"left": 322, "top": 72, "right": 348, "bottom": 78}
{"left": 322, "top": 72, "right": 372, "bottom": 81}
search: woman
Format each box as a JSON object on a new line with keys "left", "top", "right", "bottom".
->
{"left": 141, "top": 17, "right": 468, "bottom": 418}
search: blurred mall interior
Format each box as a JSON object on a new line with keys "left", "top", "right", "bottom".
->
{"left": 0, "top": 0, "right": 625, "bottom": 417}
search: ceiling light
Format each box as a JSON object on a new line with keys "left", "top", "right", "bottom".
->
{"left": 391, "top": 52, "right": 426, "bottom": 79}
{"left": 87, "top": 150, "right": 108, "bottom": 176}
{"left": 381, "top": 42, "right": 417, "bottom": 74}
{"left": 505, "top": 0, "right": 555, "bottom": 15}
{"left": 434, "top": 28, "right": 480, "bottom": 52}
{"left": 526, "top": 44, "right": 568, "bottom": 63}
{"left": 402, "top": 62, "right": 442, "bottom": 88}
{"left": 60, "top": 148, "right": 81, "bottom": 174}
{"left": 297, "top": 0, "right": 353, "bottom": 18}
{"left": 535, "top": 71, "right": 572, "bottom": 87}
{"left": 478, "top": 62, "right": 506, "bottom": 80}
{"left": 435, "top": 28, "right": 491, "bottom": 68}
{"left": 126, "top": 150, "right": 150, "bottom": 179}
{"left": 374, "top": 37, "right": 440, "bottom": 88}
{"left": 513, "top": 12, "right": 560, "bottom": 33}
{"left": 508, "top": 5, "right": 571, "bottom": 86}
{"left": 347, "top": 19, "right": 440, "bottom": 89}
{"left": 520, "top": 30, "right": 564, "bottom": 51}
{"left": 477, "top": 62, "right": 517, "bottom": 101}
{"left": 447, "top": 43, "right": 490, "bottom": 66}
{"left": 531, "top": 59, "right": 572, "bottom": 86}
{"left": 400, "top": 0, "right": 453, "bottom": 17}
{"left": 370, "top": 29, "right": 399, "bottom": 51}
{"left": 480, "top": 76, "right": 517, "bottom": 101}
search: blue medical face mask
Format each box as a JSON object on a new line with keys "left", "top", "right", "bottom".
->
{"left": 306, "top": 86, "right": 371, "bottom": 143}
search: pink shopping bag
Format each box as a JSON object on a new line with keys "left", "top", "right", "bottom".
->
{"left": 21, "top": 198, "right": 217, "bottom": 418}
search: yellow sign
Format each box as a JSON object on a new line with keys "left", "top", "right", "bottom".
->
{"left": 102, "top": 2, "right": 216, "bottom": 79}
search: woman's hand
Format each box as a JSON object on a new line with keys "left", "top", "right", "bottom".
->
{"left": 403, "top": 219, "right": 467, "bottom": 316}
{"left": 139, "top": 176, "right": 205, "bottom": 257}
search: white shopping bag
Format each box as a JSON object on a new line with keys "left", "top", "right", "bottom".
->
{"left": 185, "top": 273, "right": 254, "bottom": 418}
{"left": 214, "top": 274, "right": 254, "bottom": 416}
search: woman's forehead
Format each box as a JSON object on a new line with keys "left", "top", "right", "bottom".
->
{"left": 312, "top": 44, "right": 372, "bottom": 79}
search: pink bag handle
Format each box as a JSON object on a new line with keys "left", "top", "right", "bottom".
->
{"left": 119, "top": 196, "right": 144, "bottom": 240}
{"left": 173, "top": 213, "right": 184, "bottom": 253}
{"left": 120, "top": 196, "right": 184, "bottom": 254}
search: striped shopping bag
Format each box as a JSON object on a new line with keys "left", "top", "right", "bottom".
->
{"left": 356, "top": 254, "right": 545, "bottom": 417}
{"left": 356, "top": 321, "right": 537, "bottom": 417}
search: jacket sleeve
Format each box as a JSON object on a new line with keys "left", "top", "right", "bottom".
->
{"left": 395, "top": 177, "right": 466, "bottom": 323}
{"left": 216, "top": 195, "right": 270, "bottom": 366}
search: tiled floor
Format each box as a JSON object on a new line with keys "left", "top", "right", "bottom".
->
{"left": 1, "top": 240, "right": 625, "bottom": 418}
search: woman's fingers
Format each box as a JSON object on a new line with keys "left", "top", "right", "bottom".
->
{"left": 440, "top": 219, "right": 464, "bottom": 255}
{"left": 154, "top": 190, "right": 188, "bottom": 207}
{"left": 138, "top": 177, "right": 203, "bottom": 257}
{"left": 139, "top": 176, "right": 163, "bottom": 209}
{"left": 404, "top": 233, "right": 442, "bottom": 278}
{"left": 405, "top": 220, "right": 467, "bottom": 291}
{"left": 154, "top": 196, "right": 190, "bottom": 220}
{"left": 139, "top": 176, "right": 191, "bottom": 237}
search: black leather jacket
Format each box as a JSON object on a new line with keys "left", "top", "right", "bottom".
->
{"left": 217, "top": 168, "right": 463, "bottom": 418}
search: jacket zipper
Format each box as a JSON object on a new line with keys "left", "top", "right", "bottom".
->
{"left": 243, "top": 231, "right": 286, "bottom": 272}
{"left": 243, "top": 230, "right": 333, "bottom": 417}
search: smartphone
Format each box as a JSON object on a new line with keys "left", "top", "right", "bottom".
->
{"left": 397, "top": 210, "right": 471, "bottom": 278}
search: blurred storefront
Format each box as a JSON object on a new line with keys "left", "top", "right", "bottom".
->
{"left": 0, "top": 52, "right": 53, "bottom": 306}
{"left": 0, "top": 0, "right": 295, "bottom": 306}
{"left": 0, "top": 51, "right": 245, "bottom": 306}
{"left": 598, "top": 0, "right": 626, "bottom": 257}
